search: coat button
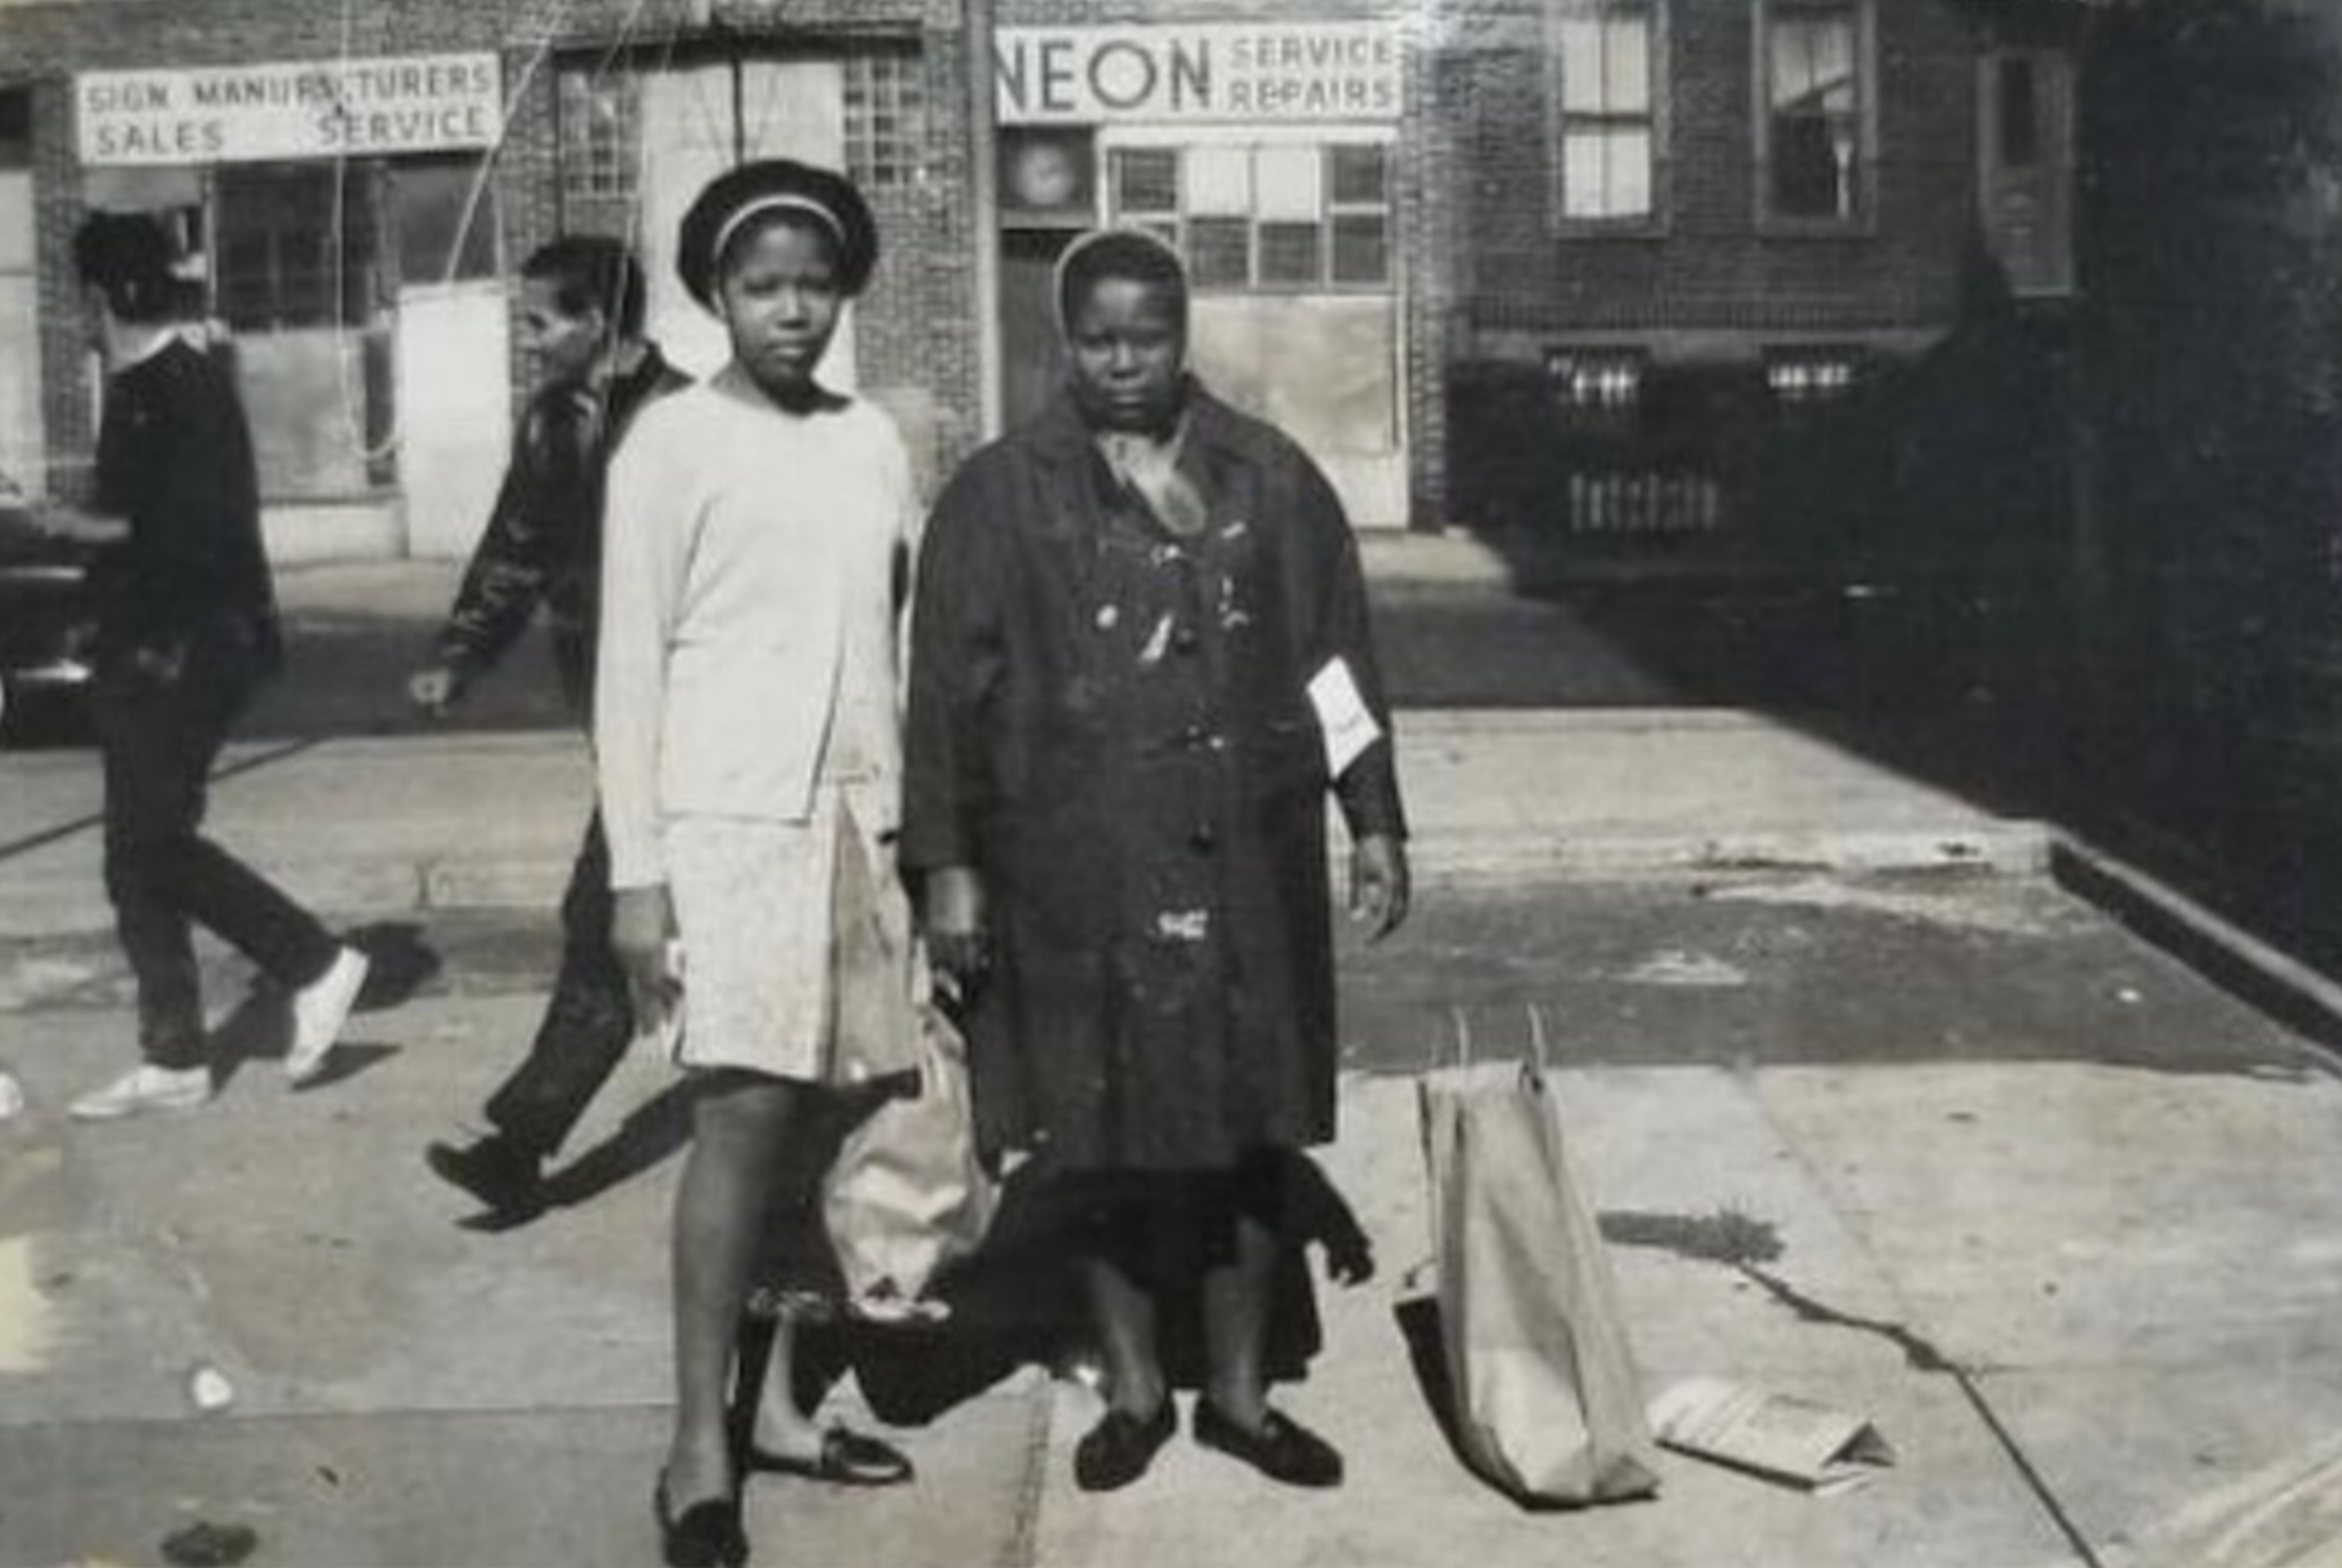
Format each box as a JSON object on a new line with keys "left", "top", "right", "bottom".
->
{"left": 1189, "top": 824, "right": 1217, "bottom": 853}
{"left": 1172, "top": 625, "right": 1199, "bottom": 655}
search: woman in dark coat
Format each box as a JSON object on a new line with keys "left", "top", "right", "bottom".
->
{"left": 902, "top": 228, "right": 1409, "bottom": 1494}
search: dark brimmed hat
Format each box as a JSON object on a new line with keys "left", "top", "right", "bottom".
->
{"left": 676, "top": 158, "right": 879, "bottom": 311}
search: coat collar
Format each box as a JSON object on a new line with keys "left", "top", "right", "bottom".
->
{"left": 1027, "top": 378, "right": 1250, "bottom": 474}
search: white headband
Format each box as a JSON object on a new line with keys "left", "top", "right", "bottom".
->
{"left": 711, "top": 193, "right": 849, "bottom": 278}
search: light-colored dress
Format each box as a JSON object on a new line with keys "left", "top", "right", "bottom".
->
{"left": 595, "top": 365, "right": 920, "bottom": 1081}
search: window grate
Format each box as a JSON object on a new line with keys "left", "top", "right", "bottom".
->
{"left": 846, "top": 54, "right": 925, "bottom": 190}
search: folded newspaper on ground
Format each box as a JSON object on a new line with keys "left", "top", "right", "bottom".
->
{"left": 1646, "top": 1377, "right": 1896, "bottom": 1496}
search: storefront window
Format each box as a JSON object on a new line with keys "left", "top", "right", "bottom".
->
{"left": 1329, "top": 145, "right": 1391, "bottom": 285}
{"left": 216, "top": 165, "right": 379, "bottom": 331}
{"left": 392, "top": 158, "right": 499, "bottom": 286}
{"left": 1111, "top": 149, "right": 1178, "bottom": 213}
{"left": 1188, "top": 218, "right": 1253, "bottom": 290}
{"left": 1106, "top": 142, "right": 1394, "bottom": 294}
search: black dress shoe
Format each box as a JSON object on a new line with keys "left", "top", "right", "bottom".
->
{"left": 654, "top": 1475, "right": 746, "bottom": 1568}
{"left": 748, "top": 1425, "right": 914, "bottom": 1487}
{"left": 1193, "top": 1401, "right": 1345, "bottom": 1489}
{"left": 425, "top": 1136, "right": 544, "bottom": 1218}
{"left": 1073, "top": 1400, "right": 1177, "bottom": 1492}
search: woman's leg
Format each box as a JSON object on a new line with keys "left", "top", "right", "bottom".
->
{"left": 1191, "top": 1156, "right": 1343, "bottom": 1486}
{"left": 665, "top": 1072, "right": 808, "bottom": 1506}
{"left": 1199, "top": 1206, "right": 1279, "bottom": 1430}
{"left": 1083, "top": 1248, "right": 1167, "bottom": 1418}
{"left": 748, "top": 1307, "right": 822, "bottom": 1457}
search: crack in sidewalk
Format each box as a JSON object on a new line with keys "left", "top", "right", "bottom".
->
{"left": 1604, "top": 1207, "right": 2103, "bottom": 1567}
{"left": 993, "top": 1369, "right": 1055, "bottom": 1568}
{"left": 1734, "top": 1262, "right": 2103, "bottom": 1568}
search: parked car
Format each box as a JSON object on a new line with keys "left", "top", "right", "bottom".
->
{"left": 0, "top": 476, "right": 98, "bottom": 740}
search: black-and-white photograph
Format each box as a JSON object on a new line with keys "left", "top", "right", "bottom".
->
{"left": 3, "top": 1, "right": 2340, "bottom": 1564}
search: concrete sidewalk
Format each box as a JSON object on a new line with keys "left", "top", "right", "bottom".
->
{"left": 0, "top": 710, "right": 2047, "bottom": 938}
{"left": 8, "top": 870, "right": 2342, "bottom": 1567}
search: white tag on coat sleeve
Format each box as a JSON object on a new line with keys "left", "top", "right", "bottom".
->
{"left": 1308, "top": 656, "right": 1382, "bottom": 779}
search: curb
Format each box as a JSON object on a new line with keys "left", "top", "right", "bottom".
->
{"left": 0, "top": 825, "right": 2053, "bottom": 939}
{"left": 2049, "top": 832, "right": 2342, "bottom": 1059}
{"left": 1425, "top": 822, "right": 2049, "bottom": 883}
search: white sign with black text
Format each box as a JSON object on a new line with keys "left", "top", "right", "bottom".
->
{"left": 995, "top": 23, "right": 1402, "bottom": 125}
{"left": 76, "top": 53, "right": 502, "bottom": 167}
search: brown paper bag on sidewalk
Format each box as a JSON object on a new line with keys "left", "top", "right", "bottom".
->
{"left": 1417, "top": 1008, "right": 1662, "bottom": 1505}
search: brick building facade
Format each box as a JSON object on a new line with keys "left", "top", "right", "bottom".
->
{"left": 1431, "top": 0, "right": 2079, "bottom": 539}
{"left": 0, "top": 1, "right": 2082, "bottom": 553}
{"left": 0, "top": 0, "right": 981, "bottom": 560}
{"left": 986, "top": 1, "right": 1436, "bottom": 528}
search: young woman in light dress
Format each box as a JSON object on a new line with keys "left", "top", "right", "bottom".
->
{"left": 593, "top": 159, "right": 921, "bottom": 1568}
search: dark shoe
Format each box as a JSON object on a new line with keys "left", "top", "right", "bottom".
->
{"left": 1073, "top": 1400, "right": 1177, "bottom": 1493}
{"left": 654, "top": 1475, "right": 746, "bottom": 1568}
{"left": 1193, "top": 1401, "right": 1345, "bottom": 1489}
{"left": 748, "top": 1425, "right": 914, "bottom": 1488}
{"left": 425, "top": 1136, "right": 544, "bottom": 1218}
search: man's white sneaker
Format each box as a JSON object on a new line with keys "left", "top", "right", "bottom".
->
{"left": 69, "top": 1064, "right": 213, "bottom": 1121}
{"left": 286, "top": 946, "right": 370, "bottom": 1086}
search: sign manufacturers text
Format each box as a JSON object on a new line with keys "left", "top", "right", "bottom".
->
{"left": 76, "top": 54, "right": 502, "bottom": 167}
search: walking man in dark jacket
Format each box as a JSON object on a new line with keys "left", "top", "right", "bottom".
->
{"left": 56, "top": 212, "right": 373, "bottom": 1119}
{"left": 412, "top": 236, "right": 687, "bottom": 1220}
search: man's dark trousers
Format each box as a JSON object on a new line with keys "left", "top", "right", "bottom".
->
{"left": 478, "top": 811, "right": 632, "bottom": 1160}
{"left": 95, "top": 628, "right": 339, "bottom": 1070}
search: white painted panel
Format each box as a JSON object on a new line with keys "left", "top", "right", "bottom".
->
{"left": 1189, "top": 293, "right": 1405, "bottom": 527}
{"left": 394, "top": 279, "right": 512, "bottom": 559}
{"left": 637, "top": 64, "right": 741, "bottom": 383}
{"left": 0, "top": 167, "right": 43, "bottom": 498}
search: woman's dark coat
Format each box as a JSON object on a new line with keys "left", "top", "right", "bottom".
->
{"left": 901, "top": 387, "right": 1406, "bottom": 1171}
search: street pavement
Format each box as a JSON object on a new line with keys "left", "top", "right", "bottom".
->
{"left": 7, "top": 554, "right": 2342, "bottom": 1567}
{"left": 10, "top": 871, "right": 2342, "bottom": 1567}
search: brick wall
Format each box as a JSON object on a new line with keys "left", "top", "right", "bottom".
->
{"left": 3, "top": 0, "right": 980, "bottom": 509}
{"left": 1449, "top": 0, "right": 1982, "bottom": 353}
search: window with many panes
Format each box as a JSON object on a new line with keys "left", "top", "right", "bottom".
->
{"left": 560, "top": 68, "right": 639, "bottom": 202}
{"left": 1106, "top": 143, "right": 1394, "bottom": 294}
{"left": 1760, "top": 0, "right": 1870, "bottom": 224}
{"left": 845, "top": 53, "right": 925, "bottom": 189}
{"left": 1551, "top": 0, "right": 1660, "bottom": 226}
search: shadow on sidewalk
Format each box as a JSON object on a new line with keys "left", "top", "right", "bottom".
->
{"left": 206, "top": 986, "right": 403, "bottom": 1093}
{"left": 735, "top": 1149, "right": 1378, "bottom": 1436}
